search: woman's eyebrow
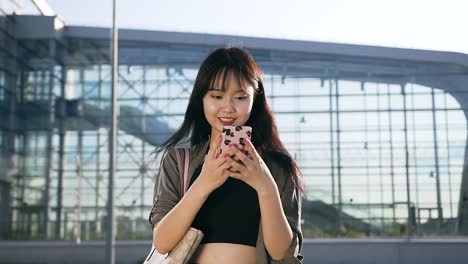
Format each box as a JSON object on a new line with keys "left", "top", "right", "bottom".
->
{"left": 207, "top": 87, "right": 223, "bottom": 91}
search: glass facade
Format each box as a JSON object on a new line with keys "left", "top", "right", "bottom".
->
{"left": 1, "top": 6, "right": 467, "bottom": 241}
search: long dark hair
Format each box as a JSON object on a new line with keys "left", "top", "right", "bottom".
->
{"left": 155, "top": 46, "right": 303, "bottom": 193}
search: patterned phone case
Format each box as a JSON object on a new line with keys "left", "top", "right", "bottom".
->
{"left": 220, "top": 125, "right": 252, "bottom": 156}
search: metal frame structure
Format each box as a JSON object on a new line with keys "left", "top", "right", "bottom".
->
{"left": 1, "top": 10, "right": 468, "bottom": 241}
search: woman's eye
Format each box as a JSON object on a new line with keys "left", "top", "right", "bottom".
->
{"left": 211, "top": 95, "right": 222, "bottom": 100}
{"left": 236, "top": 96, "right": 248, "bottom": 100}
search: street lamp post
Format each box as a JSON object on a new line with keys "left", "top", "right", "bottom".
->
{"left": 106, "top": 0, "right": 118, "bottom": 263}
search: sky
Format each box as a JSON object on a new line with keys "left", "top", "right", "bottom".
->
{"left": 45, "top": 0, "right": 468, "bottom": 54}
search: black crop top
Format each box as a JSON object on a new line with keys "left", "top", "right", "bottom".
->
{"left": 188, "top": 163, "right": 261, "bottom": 247}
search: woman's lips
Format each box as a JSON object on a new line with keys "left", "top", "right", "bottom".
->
{"left": 218, "top": 117, "right": 235, "bottom": 125}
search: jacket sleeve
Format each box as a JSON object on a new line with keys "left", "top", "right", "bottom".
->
{"left": 268, "top": 157, "right": 304, "bottom": 263}
{"left": 148, "top": 148, "right": 181, "bottom": 227}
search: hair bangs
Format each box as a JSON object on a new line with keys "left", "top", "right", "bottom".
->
{"left": 207, "top": 66, "right": 258, "bottom": 93}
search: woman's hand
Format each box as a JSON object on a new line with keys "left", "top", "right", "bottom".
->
{"left": 195, "top": 133, "right": 233, "bottom": 195}
{"left": 223, "top": 139, "right": 277, "bottom": 195}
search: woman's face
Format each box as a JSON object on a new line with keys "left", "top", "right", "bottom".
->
{"left": 203, "top": 72, "right": 255, "bottom": 140}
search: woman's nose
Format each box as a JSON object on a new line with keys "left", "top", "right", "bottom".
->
{"left": 221, "top": 99, "right": 236, "bottom": 112}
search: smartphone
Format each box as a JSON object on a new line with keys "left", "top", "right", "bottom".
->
{"left": 219, "top": 125, "right": 252, "bottom": 156}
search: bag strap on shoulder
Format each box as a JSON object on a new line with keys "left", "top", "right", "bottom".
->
{"left": 174, "top": 148, "right": 190, "bottom": 197}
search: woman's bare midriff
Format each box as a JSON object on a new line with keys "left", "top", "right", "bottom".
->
{"left": 191, "top": 243, "right": 256, "bottom": 264}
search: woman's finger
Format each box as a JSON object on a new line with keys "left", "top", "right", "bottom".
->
{"left": 244, "top": 139, "right": 260, "bottom": 162}
{"left": 224, "top": 155, "right": 246, "bottom": 173}
{"left": 229, "top": 144, "right": 252, "bottom": 166}
{"left": 220, "top": 161, "right": 233, "bottom": 171}
{"left": 215, "top": 154, "right": 229, "bottom": 167}
{"left": 227, "top": 170, "right": 244, "bottom": 180}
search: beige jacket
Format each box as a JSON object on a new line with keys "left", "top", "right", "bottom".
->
{"left": 149, "top": 139, "right": 303, "bottom": 263}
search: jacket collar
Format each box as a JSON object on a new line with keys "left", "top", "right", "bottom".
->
{"left": 186, "top": 135, "right": 211, "bottom": 184}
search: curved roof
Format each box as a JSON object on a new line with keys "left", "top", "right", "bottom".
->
{"left": 14, "top": 15, "right": 468, "bottom": 113}
{"left": 64, "top": 25, "right": 468, "bottom": 113}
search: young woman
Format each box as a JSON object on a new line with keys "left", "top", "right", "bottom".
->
{"left": 149, "top": 47, "right": 303, "bottom": 263}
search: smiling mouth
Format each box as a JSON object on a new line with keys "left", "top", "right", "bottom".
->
{"left": 218, "top": 117, "right": 235, "bottom": 125}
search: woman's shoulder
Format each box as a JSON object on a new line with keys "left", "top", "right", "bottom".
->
{"left": 162, "top": 143, "right": 195, "bottom": 159}
{"left": 156, "top": 148, "right": 178, "bottom": 173}
{"left": 262, "top": 150, "right": 287, "bottom": 166}
{"left": 160, "top": 147, "right": 177, "bottom": 160}
{"left": 262, "top": 151, "right": 291, "bottom": 182}
{"left": 161, "top": 141, "right": 209, "bottom": 169}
